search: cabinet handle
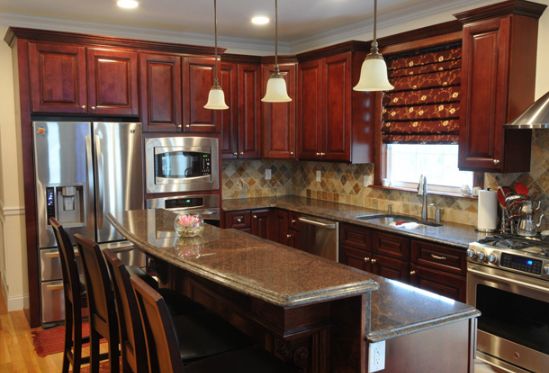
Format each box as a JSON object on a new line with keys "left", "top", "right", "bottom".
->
{"left": 320, "top": 152, "right": 325, "bottom": 156}
{"left": 185, "top": 124, "right": 191, "bottom": 128}
{"left": 253, "top": 215, "right": 258, "bottom": 219}
{"left": 233, "top": 152, "right": 238, "bottom": 156}
{"left": 286, "top": 234, "right": 292, "bottom": 238}
{"left": 493, "top": 159, "right": 500, "bottom": 165}
{"left": 370, "top": 258, "right": 377, "bottom": 264}
{"left": 315, "top": 152, "right": 320, "bottom": 156}
{"left": 91, "top": 106, "right": 96, "bottom": 110}
{"left": 177, "top": 124, "right": 182, "bottom": 128}
{"left": 410, "top": 270, "right": 416, "bottom": 276}
{"left": 235, "top": 217, "right": 243, "bottom": 223}
{"left": 363, "top": 257, "right": 371, "bottom": 263}
{"left": 430, "top": 254, "right": 447, "bottom": 261}
{"left": 81, "top": 105, "right": 86, "bottom": 109}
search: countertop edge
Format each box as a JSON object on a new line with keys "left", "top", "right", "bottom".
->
{"left": 108, "top": 213, "right": 379, "bottom": 307}
{"left": 367, "top": 309, "right": 481, "bottom": 342}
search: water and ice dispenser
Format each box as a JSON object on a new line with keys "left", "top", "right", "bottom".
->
{"left": 45, "top": 185, "right": 85, "bottom": 227}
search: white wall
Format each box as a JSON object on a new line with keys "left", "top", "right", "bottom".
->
{"left": 0, "top": 1, "right": 548, "bottom": 311}
{"left": 0, "top": 24, "right": 27, "bottom": 310}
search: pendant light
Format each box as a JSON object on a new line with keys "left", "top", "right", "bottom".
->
{"left": 353, "top": 0, "right": 394, "bottom": 92}
{"left": 204, "top": 0, "right": 229, "bottom": 110}
{"left": 261, "top": 0, "right": 292, "bottom": 102}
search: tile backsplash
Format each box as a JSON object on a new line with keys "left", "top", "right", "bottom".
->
{"left": 222, "top": 130, "right": 548, "bottom": 229}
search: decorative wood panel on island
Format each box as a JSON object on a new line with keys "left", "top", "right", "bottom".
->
{"left": 110, "top": 208, "right": 479, "bottom": 372}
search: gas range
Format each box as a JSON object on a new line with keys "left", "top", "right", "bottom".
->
{"left": 467, "top": 234, "right": 549, "bottom": 281}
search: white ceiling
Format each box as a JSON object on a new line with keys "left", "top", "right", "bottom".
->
{"left": 0, "top": 0, "right": 512, "bottom": 53}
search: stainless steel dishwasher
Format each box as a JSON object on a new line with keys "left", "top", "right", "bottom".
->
{"left": 296, "top": 215, "right": 339, "bottom": 262}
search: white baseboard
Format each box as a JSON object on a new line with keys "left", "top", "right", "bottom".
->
{"left": 7, "top": 294, "right": 29, "bottom": 311}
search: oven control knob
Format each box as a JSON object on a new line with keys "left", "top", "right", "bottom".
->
{"left": 477, "top": 251, "right": 486, "bottom": 262}
{"left": 466, "top": 248, "right": 476, "bottom": 259}
{"left": 487, "top": 254, "right": 497, "bottom": 264}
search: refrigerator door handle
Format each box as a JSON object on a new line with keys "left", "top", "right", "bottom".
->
{"left": 93, "top": 134, "right": 104, "bottom": 229}
{"left": 86, "top": 134, "right": 96, "bottom": 239}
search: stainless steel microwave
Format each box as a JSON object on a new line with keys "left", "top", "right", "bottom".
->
{"left": 145, "top": 136, "right": 219, "bottom": 193}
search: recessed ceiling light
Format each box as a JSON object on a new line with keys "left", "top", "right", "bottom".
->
{"left": 251, "top": 16, "right": 270, "bottom": 26}
{"left": 117, "top": 0, "right": 139, "bottom": 10}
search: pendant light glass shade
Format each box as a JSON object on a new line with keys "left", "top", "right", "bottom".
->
{"left": 204, "top": 0, "right": 228, "bottom": 110}
{"left": 353, "top": 0, "right": 394, "bottom": 92}
{"left": 262, "top": 0, "right": 292, "bottom": 103}
{"left": 204, "top": 83, "right": 229, "bottom": 110}
{"left": 262, "top": 73, "right": 291, "bottom": 102}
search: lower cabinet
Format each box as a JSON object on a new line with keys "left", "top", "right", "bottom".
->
{"left": 340, "top": 223, "right": 466, "bottom": 302}
{"left": 222, "top": 208, "right": 287, "bottom": 244}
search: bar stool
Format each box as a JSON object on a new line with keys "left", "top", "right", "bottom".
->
{"left": 131, "top": 275, "right": 297, "bottom": 373}
{"left": 104, "top": 250, "right": 251, "bottom": 372}
{"left": 50, "top": 218, "right": 90, "bottom": 373}
{"left": 74, "top": 234, "right": 120, "bottom": 373}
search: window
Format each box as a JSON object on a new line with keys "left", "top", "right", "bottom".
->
{"left": 386, "top": 144, "right": 473, "bottom": 193}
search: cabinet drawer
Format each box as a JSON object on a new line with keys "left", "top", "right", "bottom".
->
{"left": 372, "top": 231, "right": 410, "bottom": 259}
{"left": 410, "top": 265, "right": 466, "bottom": 302}
{"left": 372, "top": 255, "right": 409, "bottom": 282}
{"left": 224, "top": 210, "right": 251, "bottom": 229}
{"left": 411, "top": 240, "right": 466, "bottom": 275}
{"left": 340, "top": 223, "right": 371, "bottom": 251}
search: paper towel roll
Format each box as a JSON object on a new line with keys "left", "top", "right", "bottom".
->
{"left": 477, "top": 190, "right": 498, "bottom": 232}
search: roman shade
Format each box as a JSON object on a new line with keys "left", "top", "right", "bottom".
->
{"left": 381, "top": 43, "right": 462, "bottom": 144}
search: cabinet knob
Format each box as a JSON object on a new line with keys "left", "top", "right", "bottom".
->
{"left": 253, "top": 215, "right": 258, "bottom": 219}
{"left": 363, "top": 257, "right": 371, "bottom": 263}
{"left": 410, "top": 270, "right": 416, "bottom": 276}
{"left": 315, "top": 152, "right": 320, "bottom": 156}
{"left": 320, "top": 152, "right": 326, "bottom": 156}
{"left": 177, "top": 124, "right": 182, "bottom": 128}
{"left": 81, "top": 105, "right": 86, "bottom": 109}
{"left": 291, "top": 219, "right": 296, "bottom": 224}
{"left": 235, "top": 217, "right": 243, "bottom": 223}
{"left": 233, "top": 152, "right": 238, "bottom": 156}
{"left": 370, "top": 258, "right": 377, "bottom": 264}
{"left": 185, "top": 124, "right": 191, "bottom": 128}
{"left": 286, "top": 234, "right": 292, "bottom": 238}
{"left": 91, "top": 106, "right": 96, "bottom": 110}
{"left": 240, "top": 152, "right": 244, "bottom": 155}
{"left": 493, "top": 159, "right": 500, "bottom": 165}
{"left": 290, "top": 151, "right": 294, "bottom": 155}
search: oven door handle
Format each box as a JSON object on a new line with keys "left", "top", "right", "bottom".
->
{"left": 468, "top": 267, "right": 549, "bottom": 294}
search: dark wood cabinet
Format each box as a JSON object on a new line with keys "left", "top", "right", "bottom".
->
{"left": 372, "top": 230, "right": 410, "bottom": 260}
{"left": 261, "top": 63, "right": 297, "bottom": 159}
{"left": 219, "top": 62, "right": 238, "bottom": 158}
{"left": 236, "top": 63, "right": 261, "bottom": 159}
{"left": 297, "top": 47, "right": 374, "bottom": 163}
{"left": 223, "top": 210, "right": 251, "bottom": 232}
{"left": 456, "top": 2, "right": 545, "bottom": 172}
{"left": 251, "top": 209, "right": 275, "bottom": 240}
{"left": 411, "top": 239, "right": 466, "bottom": 276}
{"left": 87, "top": 47, "right": 139, "bottom": 116}
{"left": 372, "top": 255, "right": 410, "bottom": 282}
{"left": 410, "top": 264, "right": 466, "bottom": 302}
{"left": 139, "top": 53, "right": 182, "bottom": 132}
{"left": 182, "top": 56, "right": 219, "bottom": 133}
{"left": 28, "top": 42, "right": 138, "bottom": 116}
{"left": 28, "top": 42, "right": 87, "bottom": 113}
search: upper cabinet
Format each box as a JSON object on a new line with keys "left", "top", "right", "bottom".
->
{"left": 29, "top": 42, "right": 138, "bottom": 116}
{"left": 297, "top": 46, "right": 375, "bottom": 163}
{"left": 261, "top": 63, "right": 297, "bottom": 159}
{"left": 456, "top": 1, "right": 546, "bottom": 172}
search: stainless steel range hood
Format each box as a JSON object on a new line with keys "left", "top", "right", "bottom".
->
{"left": 504, "top": 91, "right": 549, "bottom": 129}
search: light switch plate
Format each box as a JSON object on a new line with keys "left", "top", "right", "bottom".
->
{"left": 368, "top": 340, "right": 386, "bottom": 372}
{"left": 265, "top": 168, "right": 272, "bottom": 180}
{"left": 316, "top": 170, "right": 321, "bottom": 182}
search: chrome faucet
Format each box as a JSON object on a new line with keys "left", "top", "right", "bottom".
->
{"left": 417, "top": 175, "right": 428, "bottom": 222}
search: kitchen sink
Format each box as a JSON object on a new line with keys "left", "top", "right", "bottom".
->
{"left": 355, "top": 214, "right": 442, "bottom": 227}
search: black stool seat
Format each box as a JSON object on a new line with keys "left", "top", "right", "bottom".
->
{"left": 185, "top": 346, "right": 298, "bottom": 373}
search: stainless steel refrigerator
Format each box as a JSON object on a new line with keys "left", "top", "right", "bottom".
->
{"left": 33, "top": 121, "right": 144, "bottom": 323}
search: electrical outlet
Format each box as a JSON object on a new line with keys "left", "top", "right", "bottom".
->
{"left": 368, "top": 340, "right": 386, "bottom": 372}
{"left": 265, "top": 168, "right": 272, "bottom": 180}
{"left": 316, "top": 170, "right": 322, "bottom": 182}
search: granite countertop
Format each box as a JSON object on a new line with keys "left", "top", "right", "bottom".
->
{"left": 108, "top": 209, "right": 379, "bottom": 307}
{"left": 222, "top": 196, "right": 491, "bottom": 249}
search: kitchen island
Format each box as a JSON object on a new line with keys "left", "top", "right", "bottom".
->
{"left": 110, "top": 209, "right": 479, "bottom": 372}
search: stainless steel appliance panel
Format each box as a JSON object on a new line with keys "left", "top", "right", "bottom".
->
{"left": 93, "top": 122, "right": 144, "bottom": 243}
{"left": 145, "top": 136, "right": 219, "bottom": 193}
{"left": 297, "top": 215, "right": 339, "bottom": 261}
{"left": 146, "top": 194, "right": 220, "bottom": 223}
{"left": 40, "top": 280, "right": 65, "bottom": 323}
{"left": 40, "top": 248, "right": 63, "bottom": 281}
{"left": 33, "top": 121, "right": 95, "bottom": 248}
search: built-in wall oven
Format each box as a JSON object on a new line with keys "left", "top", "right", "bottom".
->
{"left": 145, "top": 136, "right": 219, "bottom": 194}
{"left": 467, "top": 236, "right": 549, "bottom": 373}
{"left": 146, "top": 194, "right": 220, "bottom": 226}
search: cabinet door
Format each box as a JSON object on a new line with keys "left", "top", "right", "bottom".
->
{"left": 139, "top": 53, "right": 181, "bottom": 132}
{"left": 372, "top": 231, "right": 410, "bottom": 260}
{"left": 220, "top": 62, "right": 238, "bottom": 159}
{"left": 410, "top": 264, "right": 466, "bottom": 302}
{"left": 237, "top": 63, "right": 261, "bottom": 159}
{"left": 411, "top": 239, "right": 466, "bottom": 276}
{"left": 223, "top": 210, "right": 251, "bottom": 231}
{"left": 28, "top": 42, "right": 87, "bottom": 113}
{"left": 372, "top": 255, "right": 409, "bottom": 282}
{"left": 251, "top": 209, "right": 273, "bottom": 240}
{"left": 323, "top": 53, "right": 351, "bottom": 161}
{"left": 182, "top": 57, "right": 219, "bottom": 133}
{"left": 298, "top": 59, "right": 324, "bottom": 160}
{"left": 274, "top": 209, "right": 289, "bottom": 245}
{"left": 262, "top": 63, "right": 297, "bottom": 159}
{"left": 87, "top": 47, "right": 138, "bottom": 116}
{"left": 341, "top": 246, "right": 373, "bottom": 272}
